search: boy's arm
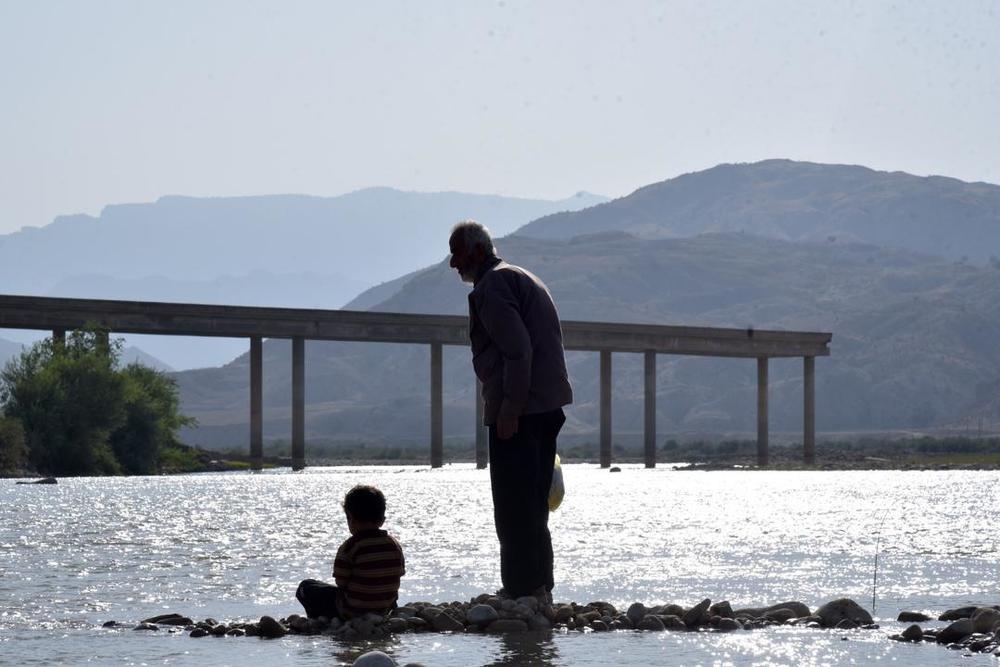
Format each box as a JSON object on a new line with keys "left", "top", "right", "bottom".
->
{"left": 333, "top": 540, "right": 352, "bottom": 589}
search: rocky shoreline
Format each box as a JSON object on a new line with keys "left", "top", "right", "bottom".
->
{"left": 104, "top": 596, "right": 1000, "bottom": 665}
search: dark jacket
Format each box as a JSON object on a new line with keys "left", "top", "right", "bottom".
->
{"left": 468, "top": 258, "right": 573, "bottom": 424}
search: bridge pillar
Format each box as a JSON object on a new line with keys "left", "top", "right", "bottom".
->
{"left": 250, "top": 336, "right": 263, "bottom": 470}
{"left": 757, "top": 357, "right": 769, "bottom": 466}
{"left": 52, "top": 327, "right": 65, "bottom": 348}
{"left": 475, "top": 378, "right": 487, "bottom": 469}
{"left": 804, "top": 356, "right": 815, "bottom": 465}
{"left": 644, "top": 350, "right": 656, "bottom": 468}
{"left": 292, "top": 336, "right": 305, "bottom": 470}
{"left": 430, "top": 343, "right": 443, "bottom": 468}
{"left": 600, "top": 350, "right": 612, "bottom": 468}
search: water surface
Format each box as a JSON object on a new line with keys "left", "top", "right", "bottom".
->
{"left": 2, "top": 465, "right": 998, "bottom": 665}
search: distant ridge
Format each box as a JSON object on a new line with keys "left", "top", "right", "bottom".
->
{"left": 517, "top": 159, "right": 1000, "bottom": 264}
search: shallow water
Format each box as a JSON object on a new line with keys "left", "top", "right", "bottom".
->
{"left": 2, "top": 465, "right": 998, "bottom": 665}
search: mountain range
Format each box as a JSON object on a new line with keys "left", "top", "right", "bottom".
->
{"left": 0, "top": 189, "right": 606, "bottom": 369}
{"left": 169, "top": 160, "right": 1000, "bottom": 451}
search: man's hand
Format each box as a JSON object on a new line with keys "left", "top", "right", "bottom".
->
{"left": 497, "top": 414, "right": 519, "bottom": 440}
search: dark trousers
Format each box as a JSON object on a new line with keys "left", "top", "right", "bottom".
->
{"left": 488, "top": 408, "right": 565, "bottom": 598}
{"left": 295, "top": 579, "right": 342, "bottom": 620}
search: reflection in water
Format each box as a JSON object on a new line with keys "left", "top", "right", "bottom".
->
{"left": 487, "top": 631, "right": 559, "bottom": 667}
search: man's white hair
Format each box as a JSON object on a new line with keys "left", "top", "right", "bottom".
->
{"left": 450, "top": 220, "right": 496, "bottom": 256}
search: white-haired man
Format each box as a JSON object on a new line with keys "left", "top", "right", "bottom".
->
{"left": 448, "top": 220, "right": 573, "bottom": 602}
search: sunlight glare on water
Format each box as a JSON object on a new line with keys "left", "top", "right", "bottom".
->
{"left": 1, "top": 465, "right": 998, "bottom": 665}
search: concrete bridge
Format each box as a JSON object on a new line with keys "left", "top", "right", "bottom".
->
{"left": 0, "top": 294, "right": 831, "bottom": 469}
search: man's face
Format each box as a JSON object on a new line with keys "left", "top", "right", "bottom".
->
{"left": 449, "top": 233, "right": 482, "bottom": 283}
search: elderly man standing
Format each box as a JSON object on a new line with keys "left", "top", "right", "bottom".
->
{"left": 448, "top": 220, "right": 573, "bottom": 603}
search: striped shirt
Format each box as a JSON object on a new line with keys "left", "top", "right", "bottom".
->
{"left": 333, "top": 529, "right": 405, "bottom": 616}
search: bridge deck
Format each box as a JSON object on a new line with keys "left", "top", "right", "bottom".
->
{"left": 0, "top": 294, "right": 832, "bottom": 468}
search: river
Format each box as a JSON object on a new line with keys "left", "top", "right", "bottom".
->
{"left": 2, "top": 465, "right": 998, "bottom": 665}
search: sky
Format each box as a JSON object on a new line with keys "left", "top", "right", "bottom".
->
{"left": 1, "top": 0, "right": 998, "bottom": 235}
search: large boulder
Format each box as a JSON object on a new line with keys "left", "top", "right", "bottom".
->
{"left": 637, "top": 615, "right": 666, "bottom": 631}
{"left": 936, "top": 619, "right": 973, "bottom": 644}
{"left": 683, "top": 599, "right": 712, "bottom": 628}
{"left": 971, "top": 607, "right": 1000, "bottom": 634}
{"left": 814, "top": 599, "right": 873, "bottom": 628}
{"left": 258, "top": 615, "right": 286, "bottom": 638}
{"left": 466, "top": 604, "right": 499, "bottom": 627}
{"left": 626, "top": 603, "right": 648, "bottom": 626}
{"left": 939, "top": 606, "right": 978, "bottom": 621}
{"left": 431, "top": 612, "right": 464, "bottom": 632}
{"left": 897, "top": 611, "right": 932, "bottom": 622}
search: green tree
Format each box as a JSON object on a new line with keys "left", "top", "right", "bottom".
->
{"left": 0, "top": 416, "right": 27, "bottom": 472}
{"left": 1, "top": 330, "right": 125, "bottom": 475}
{"left": 109, "top": 363, "right": 194, "bottom": 475}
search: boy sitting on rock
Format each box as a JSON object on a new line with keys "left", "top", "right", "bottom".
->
{"left": 295, "top": 484, "right": 405, "bottom": 620}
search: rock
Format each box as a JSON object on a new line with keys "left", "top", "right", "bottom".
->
{"left": 971, "top": 608, "right": 1000, "bottom": 634}
{"left": 897, "top": 611, "right": 932, "bottom": 622}
{"left": 288, "top": 616, "right": 312, "bottom": 633}
{"left": 189, "top": 627, "right": 210, "bottom": 637}
{"left": 764, "top": 608, "right": 798, "bottom": 623}
{"left": 555, "top": 605, "right": 575, "bottom": 624}
{"left": 486, "top": 619, "right": 528, "bottom": 633}
{"left": 405, "top": 617, "right": 428, "bottom": 631}
{"left": 133, "top": 622, "right": 158, "bottom": 631}
{"left": 815, "top": 599, "right": 873, "bottom": 628}
{"left": 226, "top": 627, "right": 246, "bottom": 637}
{"left": 660, "top": 615, "right": 687, "bottom": 631}
{"left": 683, "top": 599, "right": 712, "bottom": 628}
{"left": 717, "top": 618, "right": 741, "bottom": 632}
{"left": 626, "top": 603, "right": 648, "bottom": 626}
{"left": 142, "top": 613, "right": 191, "bottom": 625}
{"left": 710, "top": 601, "right": 734, "bottom": 619}
{"left": 590, "top": 620, "right": 609, "bottom": 631}
{"left": 211, "top": 624, "right": 228, "bottom": 636}
{"left": 258, "top": 615, "right": 286, "bottom": 638}
{"left": 102, "top": 620, "right": 123, "bottom": 628}
{"left": 515, "top": 596, "right": 539, "bottom": 611}
{"left": 901, "top": 624, "right": 923, "bottom": 642}
{"left": 936, "top": 619, "right": 973, "bottom": 644}
{"left": 609, "top": 467, "right": 621, "bottom": 472}
{"left": 352, "top": 651, "right": 398, "bottom": 667}
{"left": 393, "top": 606, "right": 418, "bottom": 618}
{"left": 418, "top": 606, "right": 443, "bottom": 622}
{"left": 835, "top": 618, "right": 858, "bottom": 630}
{"left": 638, "top": 615, "right": 666, "bottom": 631}
{"left": 528, "top": 614, "right": 552, "bottom": 631}
{"left": 385, "top": 617, "right": 409, "bottom": 634}
{"left": 431, "top": 611, "right": 464, "bottom": 632}
{"left": 939, "top": 606, "right": 979, "bottom": 621}
{"left": 16, "top": 477, "right": 57, "bottom": 484}
{"left": 589, "top": 601, "right": 618, "bottom": 616}
{"left": 733, "top": 601, "right": 811, "bottom": 619}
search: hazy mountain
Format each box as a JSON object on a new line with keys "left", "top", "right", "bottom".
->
{"left": 518, "top": 160, "right": 1000, "bottom": 264}
{"left": 0, "top": 188, "right": 607, "bottom": 295}
{"left": 0, "top": 188, "right": 605, "bottom": 369}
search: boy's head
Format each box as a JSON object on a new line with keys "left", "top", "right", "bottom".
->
{"left": 343, "top": 485, "right": 386, "bottom": 533}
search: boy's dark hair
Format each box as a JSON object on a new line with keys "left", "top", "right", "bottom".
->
{"left": 343, "top": 485, "right": 386, "bottom": 522}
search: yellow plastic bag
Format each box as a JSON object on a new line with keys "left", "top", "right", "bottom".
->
{"left": 548, "top": 453, "right": 565, "bottom": 511}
